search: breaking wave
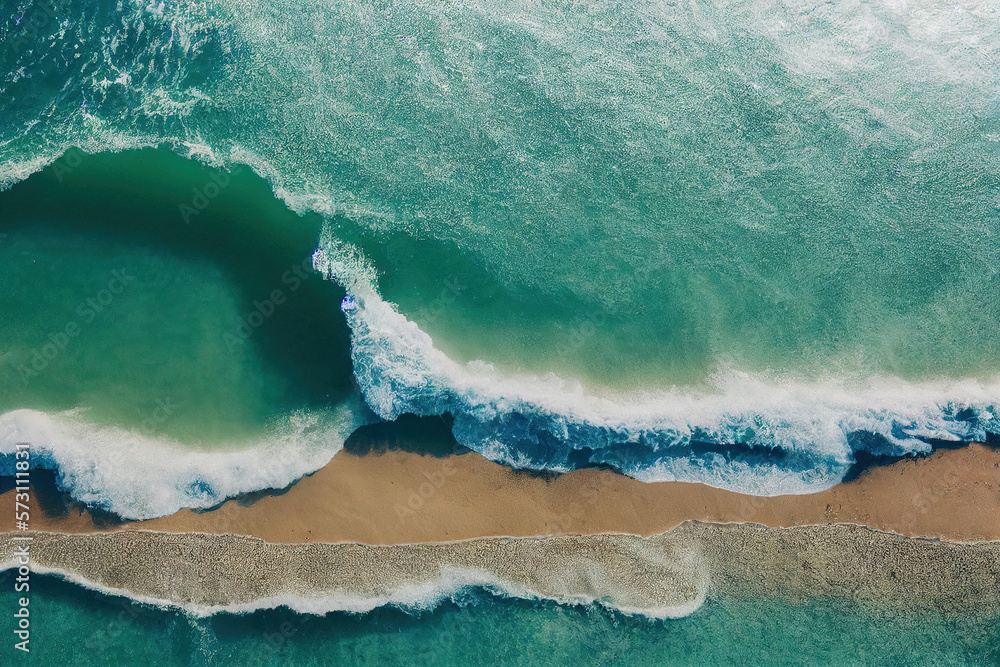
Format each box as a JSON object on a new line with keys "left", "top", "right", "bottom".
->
{"left": 0, "top": 398, "right": 367, "bottom": 520}
{"left": 317, "top": 236, "right": 1000, "bottom": 495}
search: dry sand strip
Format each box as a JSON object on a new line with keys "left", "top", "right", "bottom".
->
{"left": 2, "top": 443, "right": 999, "bottom": 544}
{"left": 2, "top": 523, "right": 998, "bottom": 618}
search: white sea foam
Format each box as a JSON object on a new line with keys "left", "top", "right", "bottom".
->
{"left": 0, "top": 559, "right": 704, "bottom": 620}
{"left": 0, "top": 397, "right": 367, "bottom": 520}
{"left": 2, "top": 137, "right": 997, "bottom": 502}
{"left": 0, "top": 0, "right": 997, "bottom": 504}
{"left": 199, "top": 564, "right": 703, "bottom": 620}
{"left": 315, "top": 233, "right": 1000, "bottom": 495}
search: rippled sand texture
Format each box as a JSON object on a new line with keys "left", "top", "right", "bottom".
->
{"left": 3, "top": 523, "right": 998, "bottom": 618}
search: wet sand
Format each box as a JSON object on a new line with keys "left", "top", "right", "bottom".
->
{"left": 3, "top": 442, "right": 998, "bottom": 544}
{"left": 3, "top": 523, "right": 998, "bottom": 617}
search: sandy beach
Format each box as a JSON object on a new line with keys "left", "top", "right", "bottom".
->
{"left": 3, "top": 442, "right": 998, "bottom": 544}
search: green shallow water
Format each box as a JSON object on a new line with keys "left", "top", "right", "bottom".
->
{"left": 0, "top": 148, "right": 354, "bottom": 444}
{"left": 1, "top": 574, "right": 997, "bottom": 666}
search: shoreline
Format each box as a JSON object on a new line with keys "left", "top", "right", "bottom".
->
{"left": 2, "top": 416, "right": 998, "bottom": 624}
{"left": 3, "top": 522, "right": 998, "bottom": 618}
{"left": 2, "top": 442, "right": 999, "bottom": 544}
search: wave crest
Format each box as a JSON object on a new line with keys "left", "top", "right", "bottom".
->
{"left": 317, "top": 233, "right": 999, "bottom": 495}
{"left": 0, "top": 398, "right": 367, "bottom": 520}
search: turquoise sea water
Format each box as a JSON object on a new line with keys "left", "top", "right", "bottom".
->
{"left": 1, "top": 0, "right": 999, "bottom": 503}
{"left": 0, "top": 149, "right": 366, "bottom": 519}
{"left": 2, "top": 575, "right": 998, "bottom": 666}
{"left": 3, "top": 0, "right": 999, "bottom": 387}
{"left": 3, "top": 0, "right": 1000, "bottom": 662}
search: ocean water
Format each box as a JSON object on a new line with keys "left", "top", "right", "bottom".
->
{"left": 2, "top": 0, "right": 1000, "bottom": 660}
{"left": 2, "top": 574, "right": 999, "bottom": 666}
{"left": 0, "top": 149, "right": 367, "bottom": 518}
{"left": 2, "top": 0, "right": 999, "bottom": 508}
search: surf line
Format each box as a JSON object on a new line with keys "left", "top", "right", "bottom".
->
{"left": 12, "top": 441, "right": 31, "bottom": 653}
